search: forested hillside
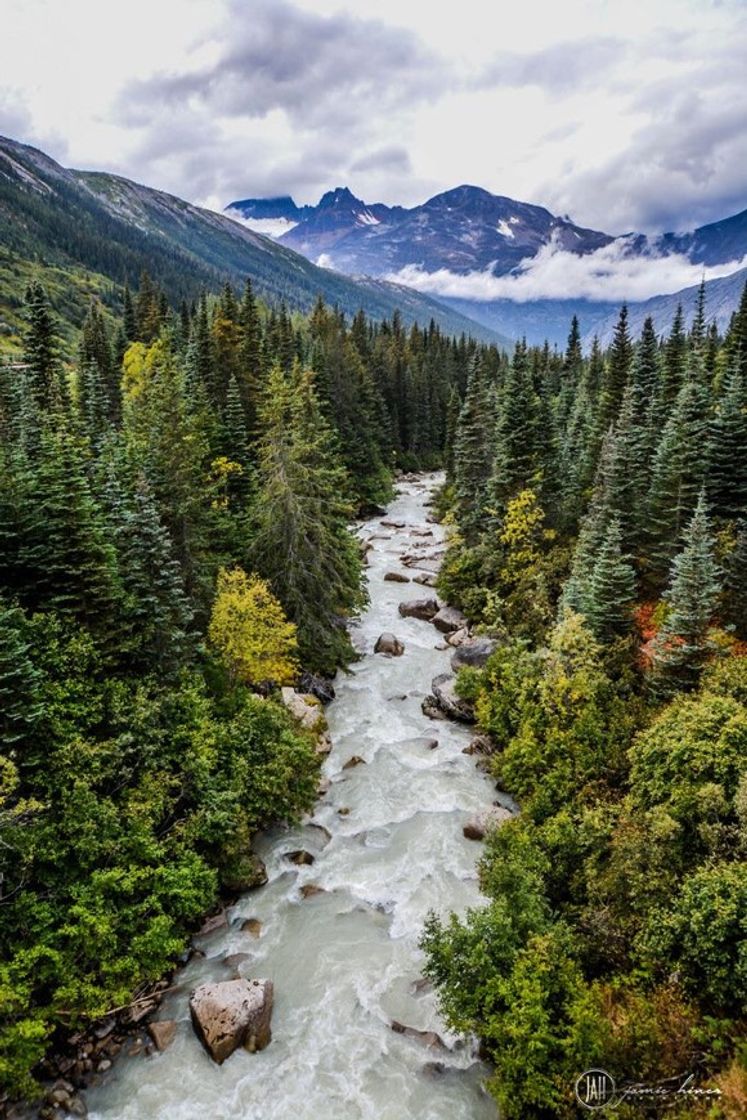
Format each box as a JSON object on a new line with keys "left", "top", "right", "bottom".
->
{"left": 423, "top": 285, "right": 747, "bottom": 1117}
{"left": 0, "top": 275, "right": 494, "bottom": 1100}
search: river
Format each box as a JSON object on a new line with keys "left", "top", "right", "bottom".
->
{"left": 86, "top": 473, "right": 501, "bottom": 1120}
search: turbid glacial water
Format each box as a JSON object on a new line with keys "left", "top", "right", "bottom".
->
{"left": 87, "top": 474, "right": 500, "bottom": 1120}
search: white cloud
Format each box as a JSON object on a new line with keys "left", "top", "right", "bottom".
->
{"left": 385, "top": 239, "right": 747, "bottom": 303}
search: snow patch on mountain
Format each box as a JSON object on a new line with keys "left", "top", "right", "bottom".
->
{"left": 224, "top": 210, "right": 299, "bottom": 238}
{"left": 497, "top": 219, "right": 515, "bottom": 239}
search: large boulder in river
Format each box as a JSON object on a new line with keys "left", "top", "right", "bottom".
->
{"left": 450, "top": 637, "right": 499, "bottom": 671}
{"left": 431, "top": 674, "right": 475, "bottom": 723}
{"left": 398, "top": 597, "right": 439, "bottom": 621}
{"left": 384, "top": 571, "right": 410, "bottom": 583}
{"left": 375, "top": 632, "right": 405, "bottom": 657}
{"left": 432, "top": 606, "right": 468, "bottom": 634}
{"left": 463, "top": 805, "right": 513, "bottom": 840}
{"left": 189, "top": 979, "right": 273, "bottom": 1063}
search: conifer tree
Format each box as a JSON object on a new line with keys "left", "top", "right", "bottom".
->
{"left": 0, "top": 599, "right": 44, "bottom": 753}
{"left": 725, "top": 518, "right": 747, "bottom": 640}
{"left": 490, "top": 341, "right": 539, "bottom": 509}
{"left": 644, "top": 367, "right": 710, "bottom": 583}
{"left": 21, "top": 426, "right": 120, "bottom": 634}
{"left": 104, "top": 465, "right": 193, "bottom": 671}
{"left": 444, "top": 385, "right": 461, "bottom": 481}
{"left": 650, "top": 493, "right": 721, "bottom": 693}
{"left": 598, "top": 304, "right": 632, "bottom": 427}
{"left": 707, "top": 362, "right": 747, "bottom": 521}
{"left": 453, "top": 357, "right": 494, "bottom": 534}
{"left": 657, "top": 304, "right": 688, "bottom": 416}
{"left": 23, "top": 282, "right": 62, "bottom": 409}
{"left": 583, "top": 518, "right": 637, "bottom": 642}
{"left": 248, "top": 365, "right": 365, "bottom": 673}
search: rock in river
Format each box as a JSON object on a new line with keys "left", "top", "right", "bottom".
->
{"left": 398, "top": 597, "right": 439, "bottom": 621}
{"left": 463, "top": 805, "right": 513, "bottom": 840}
{"left": 374, "top": 632, "right": 405, "bottom": 657}
{"left": 450, "top": 637, "right": 498, "bottom": 671}
{"left": 189, "top": 979, "right": 273, "bottom": 1063}
{"left": 432, "top": 606, "right": 468, "bottom": 634}
{"left": 384, "top": 571, "right": 410, "bottom": 583}
{"left": 431, "top": 674, "right": 475, "bottom": 723}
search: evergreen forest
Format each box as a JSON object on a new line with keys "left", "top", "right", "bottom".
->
{"left": 0, "top": 270, "right": 746, "bottom": 1117}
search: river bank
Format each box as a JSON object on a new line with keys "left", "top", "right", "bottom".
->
{"left": 59, "top": 474, "right": 504, "bottom": 1120}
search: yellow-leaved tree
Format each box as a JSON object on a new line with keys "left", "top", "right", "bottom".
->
{"left": 208, "top": 567, "right": 298, "bottom": 685}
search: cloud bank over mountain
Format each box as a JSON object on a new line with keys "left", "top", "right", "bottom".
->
{"left": 385, "top": 241, "right": 747, "bottom": 304}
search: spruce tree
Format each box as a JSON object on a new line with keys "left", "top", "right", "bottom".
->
{"left": 650, "top": 493, "right": 721, "bottom": 693}
{"left": 23, "top": 282, "right": 61, "bottom": 409}
{"left": 725, "top": 518, "right": 747, "bottom": 640}
{"left": 707, "top": 362, "right": 747, "bottom": 521}
{"left": 453, "top": 357, "right": 494, "bottom": 535}
{"left": 644, "top": 367, "right": 710, "bottom": 583}
{"left": 583, "top": 518, "right": 637, "bottom": 642}
{"left": 598, "top": 304, "right": 633, "bottom": 428}
{"left": 106, "top": 468, "right": 193, "bottom": 672}
{"left": 248, "top": 364, "right": 365, "bottom": 673}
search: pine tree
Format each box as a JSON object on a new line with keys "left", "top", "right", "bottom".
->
{"left": 650, "top": 493, "right": 721, "bottom": 693}
{"left": 707, "top": 362, "right": 747, "bottom": 521}
{"left": 598, "top": 304, "right": 633, "bottom": 427}
{"left": 248, "top": 365, "right": 365, "bottom": 673}
{"left": 0, "top": 599, "right": 44, "bottom": 754}
{"left": 644, "top": 367, "right": 710, "bottom": 583}
{"left": 583, "top": 518, "right": 637, "bottom": 642}
{"left": 453, "top": 357, "right": 494, "bottom": 534}
{"left": 23, "top": 282, "right": 62, "bottom": 409}
{"left": 105, "top": 467, "right": 193, "bottom": 672}
{"left": 21, "top": 426, "right": 121, "bottom": 634}
{"left": 490, "top": 341, "right": 540, "bottom": 509}
{"left": 444, "top": 385, "right": 461, "bottom": 480}
{"left": 725, "top": 518, "right": 747, "bottom": 640}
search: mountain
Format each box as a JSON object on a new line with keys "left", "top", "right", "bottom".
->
{"left": 588, "top": 266, "right": 747, "bottom": 349}
{"left": 227, "top": 184, "right": 747, "bottom": 345}
{"left": 0, "top": 135, "right": 507, "bottom": 354}
{"left": 227, "top": 183, "right": 613, "bottom": 277}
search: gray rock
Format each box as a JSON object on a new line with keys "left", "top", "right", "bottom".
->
{"left": 189, "top": 979, "right": 273, "bottom": 1063}
{"left": 391, "top": 1020, "right": 446, "bottom": 1050}
{"left": 432, "top": 606, "right": 468, "bottom": 634}
{"left": 450, "top": 637, "right": 498, "bottom": 671}
{"left": 421, "top": 695, "right": 448, "bottom": 721}
{"left": 374, "top": 632, "right": 405, "bottom": 657}
{"left": 413, "top": 572, "right": 438, "bottom": 587}
{"left": 384, "top": 571, "right": 410, "bottom": 582}
{"left": 398, "top": 597, "right": 439, "bottom": 621}
{"left": 463, "top": 805, "right": 513, "bottom": 841}
{"left": 431, "top": 674, "right": 475, "bottom": 723}
{"left": 148, "top": 1020, "right": 177, "bottom": 1052}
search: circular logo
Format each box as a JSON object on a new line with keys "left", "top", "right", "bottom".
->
{"left": 575, "top": 1069, "right": 617, "bottom": 1111}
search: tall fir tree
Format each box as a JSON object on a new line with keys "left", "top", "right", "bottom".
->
{"left": 650, "top": 493, "right": 721, "bottom": 694}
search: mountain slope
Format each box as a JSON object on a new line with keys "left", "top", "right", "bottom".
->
{"left": 587, "top": 266, "right": 747, "bottom": 348}
{"left": 0, "top": 135, "right": 507, "bottom": 353}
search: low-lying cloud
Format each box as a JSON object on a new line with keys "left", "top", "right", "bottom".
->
{"left": 385, "top": 239, "right": 747, "bottom": 304}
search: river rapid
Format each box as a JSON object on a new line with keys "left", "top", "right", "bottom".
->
{"left": 87, "top": 474, "right": 501, "bottom": 1120}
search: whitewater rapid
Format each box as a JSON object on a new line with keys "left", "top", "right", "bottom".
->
{"left": 86, "top": 474, "right": 500, "bottom": 1120}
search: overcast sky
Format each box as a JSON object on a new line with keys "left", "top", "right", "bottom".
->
{"left": 1, "top": 0, "right": 746, "bottom": 235}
